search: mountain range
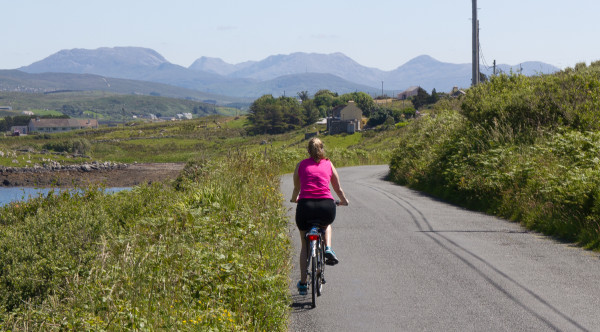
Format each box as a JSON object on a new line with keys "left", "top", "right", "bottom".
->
{"left": 8, "top": 47, "right": 560, "bottom": 101}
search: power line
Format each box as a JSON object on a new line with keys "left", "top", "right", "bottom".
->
{"left": 479, "top": 42, "right": 491, "bottom": 71}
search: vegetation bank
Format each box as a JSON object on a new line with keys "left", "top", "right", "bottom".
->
{"left": 389, "top": 61, "right": 600, "bottom": 250}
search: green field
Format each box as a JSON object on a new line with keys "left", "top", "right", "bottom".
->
{"left": 0, "top": 91, "right": 236, "bottom": 122}
{"left": 0, "top": 115, "right": 397, "bottom": 169}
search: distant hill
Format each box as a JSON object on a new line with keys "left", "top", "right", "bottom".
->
{"left": 227, "top": 72, "right": 380, "bottom": 97}
{"left": 224, "top": 52, "right": 386, "bottom": 86}
{"left": 0, "top": 90, "right": 228, "bottom": 121}
{"left": 189, "top": 56, "right": 256, "bottom": 76}
{"left": 22, "top": 47, "right": 169, "bottom": 79}
{"left": 190, "top": 52, "right": 560, "bottom": 92}
{"left": 0, "top": 69, "right": 248, "bottom": 106}
{"left": 17, "top": 47, "right": 561, "bottom": 97}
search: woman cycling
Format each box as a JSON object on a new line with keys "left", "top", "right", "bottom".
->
{"left": 290, "top": 137, "right": 349, "bottom": 295}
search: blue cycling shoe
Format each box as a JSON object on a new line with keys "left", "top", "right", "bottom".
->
{"left": 297, "top": 281, "right": 308, "bottom": 295}
{"left": 325, "top": 247, "right": 339, "bottom": 265}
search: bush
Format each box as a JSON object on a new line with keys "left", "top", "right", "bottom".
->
{"left": 42, "top": 138, "right": 92, "bottom": 155}
{"left": 462, "top": 69, "right": 600, "bottom": 136}
{"left": 389, "top": 65, "right": 600, "bottom": 249}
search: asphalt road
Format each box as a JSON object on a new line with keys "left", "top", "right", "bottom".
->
{"left": 281, "top": 165, "right": 600, "bottom": 332}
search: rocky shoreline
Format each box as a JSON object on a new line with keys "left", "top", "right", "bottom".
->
{"left": 0, "top": 161, "right": 129, "bottom": 174}
{"left": 0, "top": 162, "right": 185, "bottom": 188}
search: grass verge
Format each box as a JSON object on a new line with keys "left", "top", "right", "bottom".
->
{"left": 0, "top": 152, "right": 290, "bottom": 331}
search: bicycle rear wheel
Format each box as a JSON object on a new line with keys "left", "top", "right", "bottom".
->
{"left": 316, "top": 240, "right": 323, "bottom": 296}
{"left": 311, "top": 255, "right": 317, "bottom": 308}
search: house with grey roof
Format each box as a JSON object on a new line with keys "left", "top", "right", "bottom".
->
{"left": 397, "top": 86, "right": 420, "bottom": 100}
{"left": 28, "top": 118, "right": 99, "bottom": 133}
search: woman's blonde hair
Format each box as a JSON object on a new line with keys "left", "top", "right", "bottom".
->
{"left": 307, "top": 137, "right": 325, "bottom": 161}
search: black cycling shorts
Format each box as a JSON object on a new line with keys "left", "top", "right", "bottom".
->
{"left": 295, "top": 198, "right": 336, "bottom": 231}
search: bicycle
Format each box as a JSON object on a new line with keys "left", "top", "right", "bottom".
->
{"left": 304, "top": 200, "right": 343, "bottom": 308}
{"left": 305, "top": 223, "right": 326, "bottom": 308}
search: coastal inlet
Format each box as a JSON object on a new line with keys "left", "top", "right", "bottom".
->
{"left": 0, "top": 162, "right": 185, "bottom": 187}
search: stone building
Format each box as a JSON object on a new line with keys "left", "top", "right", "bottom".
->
{"left": 327, "top": 101, "right": 363, "bottom": 134}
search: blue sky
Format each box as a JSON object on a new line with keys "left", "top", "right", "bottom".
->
{"left": 4, "top": 0, "right": 599, "bottom": 71}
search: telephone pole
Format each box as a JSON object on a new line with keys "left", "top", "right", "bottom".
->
{"left": 472, "top": 0, "right": 480, "bottom": 86}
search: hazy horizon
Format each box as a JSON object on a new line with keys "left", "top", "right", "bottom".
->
{"left": 4, "top": 0, "right": 600, "bottom": 71}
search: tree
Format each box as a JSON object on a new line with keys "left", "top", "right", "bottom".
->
{"left": 277, "top": 96, "right": 303, "bottom": 130}
{"left": 247, "top": 95, "right": 305, "bottom": 134}
{"left": 301, "top": 99, "right": 320, "bottom": 126}
{"left": 297, "top": 91, "right": 310, "bottom": 102}
{"left": 427, "top": 88, "right": 440, "bottom": 104}
{"left": 248, "top": 95, "right": 276, "bottom": 134}
{"left": 366, "top": 109, "right": 390, "bottom": 127}
{"left": 339, "top": 92, "right": 376, "bottom": 116}
{"left": 314, "top": 90, "right": 336, "bottom": 107}
{"left": 0, "top": 115, "right": 34, "bottom": 131}
{"left": 313, "top": 90, "right": 338, "bottom": 117}
{"left": 366, "top": 106, "right": 409, "bottom": 127}
{"left": 411, "top": 87, "right": 431, "bottom": 110}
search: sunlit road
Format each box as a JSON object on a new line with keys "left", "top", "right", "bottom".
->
{"left": 281, "top": 165, "right": 600, "bottom": 332}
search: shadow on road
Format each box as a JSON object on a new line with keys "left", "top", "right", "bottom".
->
{"left": 289, "top": 294, "right": 314, "bottom": 312}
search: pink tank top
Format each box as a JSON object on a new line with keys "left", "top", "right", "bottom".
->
{"left": 298, "top": 158, "right": 334, "bottom": 200}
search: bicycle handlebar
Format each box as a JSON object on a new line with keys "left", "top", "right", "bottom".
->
{"left": 289, "top": 199, "right": 348, "bottom": 206}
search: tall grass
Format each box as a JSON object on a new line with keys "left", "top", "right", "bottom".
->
{"left": 389, "top": 63, "right": 600, "bottom": 249}
{"left": 0, "top": 152, "right": 290, "bottom": 331}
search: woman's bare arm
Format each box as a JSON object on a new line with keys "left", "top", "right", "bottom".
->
{"left": 330, "top": 164, "right": 349, "bottom": 205}
{"left": 290, "top": 162, "right": 301, "bottom": 202}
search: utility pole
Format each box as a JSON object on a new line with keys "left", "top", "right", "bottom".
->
{"left": 472, "top": 0, "right": 479, "bottom": 86}
{"left": 381, "top": 81, "right": 384, "bottom": 98}
{"left": 493, "top": 60, "right": 496, "bottom": 75}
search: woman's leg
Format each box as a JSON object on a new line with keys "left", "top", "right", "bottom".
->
{"left": 324, "top": 224, "right": 339, "bottom": 265}
{"left": 324, "top": 225, "right": 332, "bottom": 247}
{"left": 299, "top": 230, "right": 307, "bottom": 283}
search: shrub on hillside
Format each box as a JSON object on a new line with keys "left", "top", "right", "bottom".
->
{"left": 42, "top": 138, "right": 92, "bottom": 155}
{"left": 462, "top": 67, "right": 600, "bottom": 136}
{"left": 389, "top": 64, "right": 600, "bottom": 249}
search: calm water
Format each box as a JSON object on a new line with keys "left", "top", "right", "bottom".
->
{"left": 0, "top": 187, "right": 130, "bottom": 206}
